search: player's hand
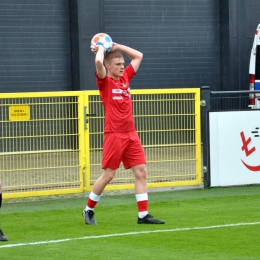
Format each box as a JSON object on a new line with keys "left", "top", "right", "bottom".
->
{"left": 90, "top": 44, "right": 98, "bottom": 54}
{"left": 90, "top": 44, "right": 105, "bottom": 54}
{"left": 111, "top": 42, "right": 118, "bottom": 52}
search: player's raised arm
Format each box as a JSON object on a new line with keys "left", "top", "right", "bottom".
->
{"left": 112, "top": 43, "right": 143, "bottom": 73}
{"left": 93, "top": 45, "right": 106, "bottom": 79}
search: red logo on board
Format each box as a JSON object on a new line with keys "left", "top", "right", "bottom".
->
{"left": 240, "top": 130, "right": 260, "bottom": 171}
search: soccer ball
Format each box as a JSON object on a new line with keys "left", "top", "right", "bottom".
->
{"left": 91, "top": 33, "right": 113, "bottom": 53}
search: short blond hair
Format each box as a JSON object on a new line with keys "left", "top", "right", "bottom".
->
{"left": 104, "top": 51, "right": 124, "bottom": 64}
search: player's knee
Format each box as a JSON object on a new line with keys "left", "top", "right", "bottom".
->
{"left": 140, "top": 165, "right": 147, "bottom": 174}
{"left": 103, "top": 168, "right": 116, "bottom": 182}
{"left": 134, "top": 164, "right": 147, "bottom": 179}
{"left": 106, "top": 175, "right": 114, "bottom": 183}
{"left": 141, "top": 166, "right": 147, "bottom": 178}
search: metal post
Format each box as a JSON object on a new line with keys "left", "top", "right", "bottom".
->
{"left": 200, "top": 86, "right": 211, "bottom": 187}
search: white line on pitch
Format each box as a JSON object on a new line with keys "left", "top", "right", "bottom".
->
{"left": 1, "top": 221, "right": 260, "bottom": 249}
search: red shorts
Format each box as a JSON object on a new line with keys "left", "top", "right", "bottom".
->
{"left": 102, "top": 131, "right": 146, "bottom": 170}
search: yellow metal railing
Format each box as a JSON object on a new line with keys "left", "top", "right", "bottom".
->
{"left": 0, "top": 88, "right": 201, "bottom": 198}
{"left": 0, "top": 91, "right": 85, "bottom": 198}
{"left": 84, "top": 88, "right": 201, "bottom": 191}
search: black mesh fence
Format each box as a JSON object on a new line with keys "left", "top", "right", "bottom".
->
{"left": 210, "top": 92, "right": 250, "bottom": 111}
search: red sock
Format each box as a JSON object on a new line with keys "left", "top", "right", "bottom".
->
{"left": 86, "top": 192, "right": 100, "bottom": 210}
{"left": 137, "top": 200, "right": 148, "bottom": 212}
{"left": 136, "top": 193, "right": 148, "bottom": 218}
{"left": 87, "top": 198, "right": 98, "bottom": 209}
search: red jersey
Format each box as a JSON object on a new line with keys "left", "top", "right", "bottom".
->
{"left": 96, "top": 64, "right": 136, "bottom": 133}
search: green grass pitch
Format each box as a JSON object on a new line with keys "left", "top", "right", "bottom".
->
{"left": 1, "top": 186, "right": 260, "bottom": 259}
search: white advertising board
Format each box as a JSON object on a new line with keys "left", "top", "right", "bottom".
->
{"left": 209, "top": 110, "right": 260, "bottom": 186}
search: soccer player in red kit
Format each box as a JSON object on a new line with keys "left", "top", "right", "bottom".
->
{"left": 0, "top": 181, "right": 8, "bottom": 241}
{"left": 82, "top": 42, "right": 165, "bottom": 225}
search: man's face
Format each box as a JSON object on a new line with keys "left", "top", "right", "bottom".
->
{"left": 106, "top": 57, "right": 125, "bottom": 79}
